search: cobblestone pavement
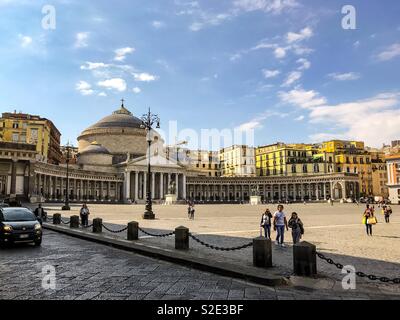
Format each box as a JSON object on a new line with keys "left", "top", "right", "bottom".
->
{"left": 1, "top": 230, "right": 399, "bottom": 300}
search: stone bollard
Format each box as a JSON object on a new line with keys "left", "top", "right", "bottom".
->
{"left": 93, "top": 218, "right": 103, "bottom": 233}
{"left": 70, "top": 215, "right": 80, "bottom": 229}
{"left": 127, "top": 221, "right": 139, "bottom": 241}
{"left": 293, "top": 241, "right": 317, "bottom": 276}
{"left": 175, "top": 226, "right": 189, "bottom": 250}
{"left": 253, "top": 237, "right": 273, "bottom": 268}
{"left": 53, "top": 213, "right": 61, "bottom": 225}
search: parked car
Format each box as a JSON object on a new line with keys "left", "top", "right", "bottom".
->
{"left": 0, "top": 207, "right": 42, "bottom": 247}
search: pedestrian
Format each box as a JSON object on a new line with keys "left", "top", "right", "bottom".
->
{"left": 288, "top": 212, "right": 304, "bottom": 244}
{"left": 260, "top": 209, "right": 272, "bottom": 239}
{"left": 384, "top": 206, "right": 392, "bottom": 223}
{"left": 80, "top": 203, "right": 90, "bottom": 227}
{"left": 187, "top": 202, "right": 192, "bottom": 219}
{"left": 273, "top": 205, "right": 288, "bottom": 247}
{"left": 190, "top": 204, "right": 195, "bottom": 220}
{"left": 33, "top": 203, "right": 46, "bottom": 225}
{"left": 363, "top": 204, "right": 377, "bottom": 236}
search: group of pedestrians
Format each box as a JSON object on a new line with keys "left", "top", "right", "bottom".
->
{"left": 362, "top": 203, "right": 393, "bottom": 236}
{"left": 260, "top": 205, "right": 304, "bottom": 247}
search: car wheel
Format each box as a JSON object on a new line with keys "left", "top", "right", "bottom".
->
{"left": 34, "top": 240, "right": 42, "bottom": 247}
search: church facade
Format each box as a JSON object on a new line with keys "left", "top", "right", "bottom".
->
{"left": 0, "top": 102, "right": 361, "bottom": 203}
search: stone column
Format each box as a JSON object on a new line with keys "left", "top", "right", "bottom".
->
{"left": 124, "top": 171, "right": 131, "bottom": 201}
{"left": 134, "top": 172, "right": 139, "bottom": 201}
{"left": 323, "top": 182, "right": 327, "bottom": 200}
{"left": 286, "top": 184, "right": 289, "bottom": 201}
{"left": 143, "top": 172, "right": 147, "bottom": 200}
{"left": 175, "top": 173, "right": 179, "bottom": 198}
{"left": 160, "top": 172, "right": 164, "bottom": 200}
{"left": 151, "top": 172, "right": 155, "bottom": 199}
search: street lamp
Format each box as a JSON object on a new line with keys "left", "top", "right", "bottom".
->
{"left": 62, "top": 141, "right": 72, "bottom": 211}
{"left": 140, "top": 108, "right": 160, "bottom": 220}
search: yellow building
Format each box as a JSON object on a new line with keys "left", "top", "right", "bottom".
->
{"left": 219, "top": 145, "right": 255, "bottom": 177}
{"left": 320, "top": 140, "right": 373, "bottom": 197}
{"left": 0, "top": 111, "right": 62, "bottom": 164}
{"left": 256, "top": 143, "right": 335, "bottom": 177}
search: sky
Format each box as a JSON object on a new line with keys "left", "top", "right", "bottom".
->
{"left": 1, "top": 0, "right": 400, "bottom": 149}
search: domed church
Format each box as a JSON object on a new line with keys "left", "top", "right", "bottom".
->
{"left": 78, "top": 101, "right": 164, "bottom": 165}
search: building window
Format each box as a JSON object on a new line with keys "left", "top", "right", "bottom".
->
{"left": 12, "top": 133, "right": 19, "bottom": 142}
{"left": 12, "top": 122, "right": 19, "bottom": 129}
{"left": 303, "top": 165, "right": 308, "bottom": 173}
{"left": 292, "top": 165, "right": 296, "bottom": 173}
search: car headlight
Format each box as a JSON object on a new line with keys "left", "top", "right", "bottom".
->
{"left": 3, "top": 225, "right": 13, "bottom": 232}
{"left": 34, "top": 223, "right": 42, "bottom": 231}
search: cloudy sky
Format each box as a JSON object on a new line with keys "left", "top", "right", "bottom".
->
{"left": 1, "top": 0, "right": 400, "bottom": 148}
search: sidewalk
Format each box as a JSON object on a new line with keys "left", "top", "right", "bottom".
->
{"left": 43, "top": 218, "right": 400, "bottom": 298}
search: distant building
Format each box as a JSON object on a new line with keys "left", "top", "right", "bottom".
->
{"left": 60, "top": 145, "right": 79, "bottom": 165}
{"left": 219, "top": 145, "right": 255, "bottom": 177}
{"left": 386, "top": 153, "right": 400, "bottom": 204}
{"left": 0, "top": 111, "right": 62, "bottom": 164}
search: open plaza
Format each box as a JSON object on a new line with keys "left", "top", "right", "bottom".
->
{"left": 35, "top": 201, "right": 400, "bottom": 294}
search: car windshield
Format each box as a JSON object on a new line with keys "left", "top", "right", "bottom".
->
{"left": 2, "top": 209, "right": 36, "bottom": 222}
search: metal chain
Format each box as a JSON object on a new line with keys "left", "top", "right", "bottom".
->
{"left": 189, "top": 233, "right": 253, "bottom": 251}
{"left": 60, "top": 219, "right": 70, "bottom": 225}
{"left": 101, "top": 223, "right": 128, "bottom": 233}
{"left": 138, "top": 227, "right": 175, "bottom": 238}
{"left": 81, "top": 223, "right": 93, "bottom": 229}
{"left": 316, "top": 252, "right": 400, "bottom": 284}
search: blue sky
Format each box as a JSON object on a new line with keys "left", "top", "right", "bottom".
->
{"left": 1, "top": 0, "right": 400, "bottom": 149}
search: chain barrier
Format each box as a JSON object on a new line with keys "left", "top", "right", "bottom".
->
{"left": 138, "top": 227, "right": 175, "bottom": 238}
{"left": 316, "top": 252, "right": 400, "bottom": 284}
{"left": 101, "top": 223, "right": 128, "bottom": 233}
{"left": 60, "top": 219, "right": 70, "bottom": 225}
{"left": 188, "top": 233, "right": 253, "bottom": 251}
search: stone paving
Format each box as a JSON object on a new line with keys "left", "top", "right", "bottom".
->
{"left": 36, "top": 203, "right": 400, "bottom": 289}
{"left": 1, "top": 230, "right": 399, "bottom": 300}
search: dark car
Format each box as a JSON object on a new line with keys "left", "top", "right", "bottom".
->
{"left": 0, "top": 207, "right": 42, "bottom": 247}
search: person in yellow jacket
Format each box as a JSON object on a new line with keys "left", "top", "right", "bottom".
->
{"left": 363, "top": 204, "right": 377, "bottom": 236}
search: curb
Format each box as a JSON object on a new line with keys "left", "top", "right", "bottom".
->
{"left": 43, "top": 223, "right": 289, "bottom": 287}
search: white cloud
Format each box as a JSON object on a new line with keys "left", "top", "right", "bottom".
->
{"left": 98, "top": 92, "right": 107, "bottom": 97}
{"left": 353, "top": 41, "right": 360, "bottom": 48}
{"left": 262, "top": 69, "right": 280, "bottom": 78}
{"left": 279, "top": 88, "right": 327, "bottom": 109}
{"left": 80, "top": 62, "right": 109, "bottom": 70}
{"left": 274, "top": 47, "right": 286, "bottom": 59}
{"left": 294, "top": 115, "right": 304, "bottom": 121}
{"left": 75, "top": 32, "right": 89, "bottom": 48}
{"left": 233, "top": 0, "right": 299, "bottom": 14}
{"left": 19, "top": 34, "right": 32, "bottom": 48}
{"left": 132, "top": 87, "right": 141, "bottom": 94}
{"left": 237, "top": 121, "right": 263, "bottom": 132}
{"left": 296, "top": 58, "right": 311, "bottom": 70}
{"left": 152, "top": 20, "right": 165, "bottom": 29}
{"left": 189, "top": 13, "right": 233, "bottom": 31}
{"left": 97, "top": 78, "right": 127, "bottom": 92}
{"left": 376, "top": 43, "right": 400, "bottom": 61}
{"left": 76, "top": 81, "right": 94, "bottom": 96}
{"left": 328, "top": 72, "right": 361, "bottom": 81}
{"left": 114, "top": 47, "right": 135, "bottom": 62}
{"left": 230, "top": 53, "right": 242, "bottom": 61}
{"left": 286, "top": 27, "right": 313, "bottom": 44}
{"left": 309, "top": 92, "right": 400, "bottom": 147}
{"left": 133, "top": 72, "right": 158, "bottom": 82}
{"left": 282, "top": 71, "right": 302, "bottom": 87}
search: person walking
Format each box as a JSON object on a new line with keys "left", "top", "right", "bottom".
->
{"left": 384, "top": 205, "right": 392, "bottom": 223}
{"left": 273, "top": 205, "right": 288, "bottom": 247}
{"left": 80, "top": 203, "right": 90, "bottom": 227}
{"left": 189, "top": 203, "right": 195, "bottom": 220}
{"left": 288, "top": 212, "right": 304, "bottom": 244}
{"left": 33, "top": 203, "right": 46, "bottom": 225}
{"left": 260, "top": 209, "right": 273, "bottom": 239}
{"left": 187, "top": 202, "right": 192, "bottom": 219}
{"left": 363, "top": 204, "right": 377, "bottom": 236}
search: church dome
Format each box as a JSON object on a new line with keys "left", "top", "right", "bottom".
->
{"left": 87, "top": 104, "right": 143, "bottom": 130}
{"left": 79, "top": 141, "right": 111, "bottom": 155}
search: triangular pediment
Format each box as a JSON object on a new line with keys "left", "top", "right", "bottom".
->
{"left": 126, "top": 154, "right": 185, "bottom": 169}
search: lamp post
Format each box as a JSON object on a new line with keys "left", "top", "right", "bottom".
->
{"left": 140, "top": 108, "right": 160, "bottom": 220}
{"left": 62, "top": 142, "right": 72, "bottom": 211}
